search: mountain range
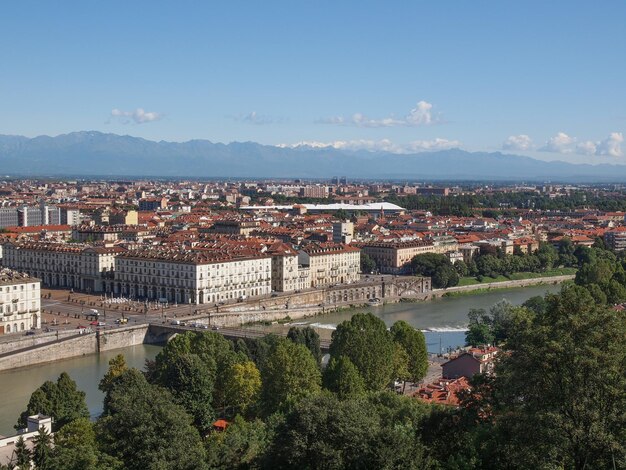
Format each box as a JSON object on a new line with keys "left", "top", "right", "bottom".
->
{"left": 1, "top": 131, "right": 626, "bottom": 181}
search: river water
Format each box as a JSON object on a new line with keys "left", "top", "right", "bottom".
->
{"left": 0, "top": 284, "right": 560, "bottom": 436}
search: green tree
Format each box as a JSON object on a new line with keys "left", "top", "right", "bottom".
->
{"left": 465, "top": 322, "right": 494, "bottom": 347}
{"left": 224, "top": 360, "right": 262, "bottom": 415}
{"left": 474, "top": 285, "right": 626, "bottom": 469}
{"left": 17, "top": 372, "right": 89, "bottom": 431}
{"left": 264, "top": 393, "right": 433, "bottom": 470}
{"left": 98, "top": 368, "right": 207, "bottom": 470}
{"left": 48, "top": 417, "right": 122, "bottom": 470}
{"left": 260, "top": 338, "right": 321, "bottom": 414}
{"left": 205, "top": 416, "right": 268, "bottom": 470}
{"left": 287, "top": 326, "right": 322, "bottom": 365}
{"left": 323, "top": 356, "right": 366, "bottom": 400}
{"left": 159, "top": 353, "right": 215, "bottom": 432}
{"left": 14, "top": 436, "right": 31, "bottom": 470}
{"left": 98, "top": 354, "right": 128, "bottom": 394}
{"left": 360, "top": 252, "right": 377, "bottom": 274}
{"left": 410, "top": 253, "right": 458, "bottom": 287}
{"left": 390, "top": 320, "right": 428, "bottom": 384}
{"left": 329, "top": 313, "right": 395, "bottom": 391}
{"left": 522, "top": 295, "right": 548, "bottom": 315}
{"left": 454, "top": 259, "right": 469, "bottom": 277}
{"left": 31, "top": 425, "right": 53, "bottom": 470}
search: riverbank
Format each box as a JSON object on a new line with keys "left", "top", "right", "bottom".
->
{"left": 433, "top": 274, "right": 574, "bottom": 298}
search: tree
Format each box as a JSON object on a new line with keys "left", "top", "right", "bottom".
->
{"left": 329, "top": 313, "right": 395, "bottom": 391}
{"left": 159, "top": 353, "right": 215, "bottom": 432}
{"left": 522, "top": 295, "right": 548, "bottom": 315}
{"left": 473, "top": 285, "right": 626, "bottom": 469}
{"left": 323, "top": 356, "right": 366, "bottom": 400}
{"left": 205, "top": 416, "right": 268, "bottom": 470}
{"left": 454, "top": 259, "right": 469, "bottom": 278}
{"left": 224, "top": 360, "right": 262, "bottom": 415}
{"left": 16, "top": 372, "right": 89, "bottom": 431}
{"left": 390, "top": 321, "right": 428, "bottom": 384}
{"left": 410, "top": 253, "right": 458, "bottom": 288}
{"left": 264, "top": 393, "right": 433, "bottom": 470}
{"left": 260, "top": 338, "right": 321, "bottom": 414}
{"left": 48, "top": 417, "right": 122, "bottom": 470}
{"left": 99, "top": 354, "right": 128, "bottom": 394}
{"left": 13, "top": 436, "right": 31, "bottom": 470}
{"left": 360, "top": 252, "right": 377, "bottom": 274}
{"left": 465, "top": 322, "right": 494, "bottom": 347}
{"left": 31, "top": 425, "right": 53, "bottom": 470}
{"left": 287, "top": 326, "right": 322, "bottom": 365}
{"left": 98, "top": 368, "right": 207, "bottom": 470}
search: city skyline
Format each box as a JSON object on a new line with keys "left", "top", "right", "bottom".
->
{"left": 1, "top": 1, "right": 625, "bottom": 164}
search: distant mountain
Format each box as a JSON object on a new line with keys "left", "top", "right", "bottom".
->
{"left": 1, "top": 131, "right": 626, "bottom": 181}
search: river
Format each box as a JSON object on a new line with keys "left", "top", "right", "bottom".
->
{"left": 0, "top": 283, "right": 560, "bottom": 436}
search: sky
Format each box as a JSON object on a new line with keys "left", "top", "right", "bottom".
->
{"left": 1, "top": 1, "right": 625, "bottom": 163}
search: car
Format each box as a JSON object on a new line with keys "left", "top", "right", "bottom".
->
{"left": 211, "top": 325, "right": 220, "bottom": 330}
{"left": 89, "top": 321, "right": 99, "bottom": 326}
{"left": 271, "top": 293, "right": 278, "bottom": 297}
{"left": 97, "top": 321, "right": 106, "bottom": 327}
{"left": 25, "top": 330, "right": 36, "bottom": 336}
{"left": 170, "top": 320, "right": 181, "bottom": 325}
{"left": 179, "top": 321, "right": 187, "bottom": 326}
{"left": 76, "top": 325, "right": 87, "bottom": 329}
{"left": 200, "top": 324, "right": 208, "bottom": 329}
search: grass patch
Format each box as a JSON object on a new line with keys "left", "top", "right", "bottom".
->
{"left": 459, "top": 267, "right": 576, "bottom": 286}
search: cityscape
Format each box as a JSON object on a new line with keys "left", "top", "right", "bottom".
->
{"left": 1, "top": 2, "right": 625, "bottom": 469}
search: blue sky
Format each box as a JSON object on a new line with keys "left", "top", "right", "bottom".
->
{"left": 1, "top": 1, "right": 625, "bottom": 163}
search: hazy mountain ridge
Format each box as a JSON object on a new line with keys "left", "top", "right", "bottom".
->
{"left": 1, "top": 131, "right": 625, "bottom": 181}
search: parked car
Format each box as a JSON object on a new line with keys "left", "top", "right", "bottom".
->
{"left": 170, "top": 320, "right": 181, "bottom": 325}
{"left": 25, "top": 330, "right": 36, "bottom": 336}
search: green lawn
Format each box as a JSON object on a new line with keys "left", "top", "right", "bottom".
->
{"left": 459, "top": 267, "right": 577, "bottom": 286}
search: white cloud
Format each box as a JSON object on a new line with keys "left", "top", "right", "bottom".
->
{"left": 503, "top": 134, "right": 533, "bottom": 151}
{"left": 597, "top": 132, "right": 624, "bottom": 157}
{"left": 111, "top": 108, "right": 162, "bottom": 124}
{"left": 576, "top": 141, "right": 597, "bottom": 155}
{"left": 233, "top": 111, "right": 281, "bottom": 125}
{"left": 540, "top": 132, "right": 575, "bottom": 153}
{"left": 277, "top": 137, "right": 460, "bottom": 154}
{"left": 540, "top": 131, "right": 623, "bottom": 157}
{"left": 318, "top": 100, "right": 439, "bottom": 128}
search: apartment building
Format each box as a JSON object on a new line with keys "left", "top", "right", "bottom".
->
{"left": 360, "top": 240, "right": 440, "bottom": 274}
{"left": 0, "top": 268, "right": 41, "bottom": 335}
{"left": 114, "top": 248, "right": 272, "bottom": 304}
{"left": 267, "top": 242, "right": 310, "bottom": 292}
{"left": 1, "top": 241, "right": 121, "bottom": 293}
{"left": 298, "top": 243, "right": 360, "bottom": 287}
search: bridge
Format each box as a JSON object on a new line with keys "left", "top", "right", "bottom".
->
{"left": 147, "top": 323, "right": 332, "bottom": 353}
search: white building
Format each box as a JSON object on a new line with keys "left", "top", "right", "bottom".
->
{"left": 0, "top": 268, "right": 41, "bottom": 335}
{"left": 298, "top": 242, "right": 360, "bottom": 288}
{"left": 1, "top": 241, "right": 121, "bottom": 293}
{"left": 114, "top": 248, "right": 272, "bottom": 304}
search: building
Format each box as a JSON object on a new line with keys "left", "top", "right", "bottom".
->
{"left": 298, "top": 242, "right": 360, "bottom": 287}
{"left": 267, "top": 242, "right": 310, "bottom": 292}
{"left": 0, "top": 208, "right": 19, "bottom": 229}
{"left": 1, "top": 241, "right": 121, "bottom": 293}
{"left": 138, "top": 197, "right": 168, "bottom": 211}
{"left": 209, "top": 220, "right": 260, "bottom": 236}
{"left": 604, "top": 228, "right": 626, "bottom": 251}
{"left": 332, "top": 221, "right": 354, "bottom": 244}
{"left": 0, "top": 268, "right": 41, "bottom": 335}
{"left": 0, "top": 415, "right": 53, "bottom": 467}
{"left": 360, "top": 240, "right": 452, "bottom": 274}
{"left": 114, "top": 248, "right": 272, "bottom": 304}
{"left": 300, "top": 185, "right": 329, "bottom": 199}
{"left": 442, "top": 347, "right": 499, "bottom": 379}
